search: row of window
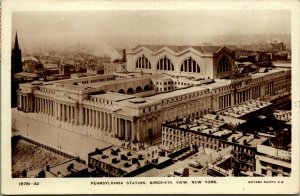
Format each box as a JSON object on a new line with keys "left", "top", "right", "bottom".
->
{"left": 217, "top": 56, "right": 231, "bottom": 73}
{"left": 79, "top": 77, "right": 114, "bottom": 85}
{"left": 156, "top": 81, "right": 195, "bottom": 86}
{"left": 135, "top": 56, "right": 202, "bottom": 73}
{"left": 161, "top": 91, "right": 209, "bottom": 105}
{"left": 142, "top": 105, "right": 158, "bottom": 113}
{"left": 91, "top": 98, "right": 112, "bottom": 105}
{"left": 39, "top": 88, "right": 55, "bottom": 94}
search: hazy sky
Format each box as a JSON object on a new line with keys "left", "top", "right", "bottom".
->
{"left": 12, "top": 10, "right": 291, "bottom": 53}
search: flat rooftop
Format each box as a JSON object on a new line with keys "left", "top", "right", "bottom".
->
{"left": 116, "top": 97, "right": 160, "bottom": 108}
{"left": 225, "top": 132, "right": 269, "bottom": 148}
{"left": 147, "top": 86, "right": 209, "bottom": 100}
{"left": 206, "top": 114, "right": 246, "bottom": 126}
{"left": 220, "top": 100, "right": 272, "bottom": 118}
{"left": 164, "top": 116, "right": 231, "bottom": 138}
{"left": 49, "top": 159, "right": 88, "bottom": 177}
{"left": 81, "top": 75, "right": 151, "bottom": 88}
{"left": 91, "top": 93, "right": 136, "bottom": 102}
{"left": 249, "top": 67, "right": 288, "bottom": 79}
{"left": 90, "top": 146, "right": 151, "bottom": 175}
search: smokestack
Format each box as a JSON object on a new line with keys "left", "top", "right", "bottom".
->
{"left": 122, "top": 49, "right": 126, "bottom": 62}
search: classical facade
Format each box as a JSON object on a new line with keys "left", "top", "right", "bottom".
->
{"left": 16, "top": 45, "right": 291, "bottom": 143}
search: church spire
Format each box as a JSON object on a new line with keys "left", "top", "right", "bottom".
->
{"left": 14, "top": 32, "right": 20, "bottom": 50}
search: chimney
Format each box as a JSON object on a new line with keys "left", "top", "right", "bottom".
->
{"left": 122, "top": 49, "right": 126, "bottom": 62}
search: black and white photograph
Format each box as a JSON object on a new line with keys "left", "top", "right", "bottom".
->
{"left": 1, "top": 0, "right": 300, "bottom": 194}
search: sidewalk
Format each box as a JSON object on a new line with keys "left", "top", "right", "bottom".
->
{"left": 12, "top": 109, "right": 112, "bottom": 162}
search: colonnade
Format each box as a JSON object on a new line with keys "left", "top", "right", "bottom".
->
{"left": 34, "top": 97, "right": 78, "bottom": 124}
{"left": 82, "top": 108, "right": 141, "bottom": 141}
{"left": 236, "top": 89, "right": 252, "bottom": 104}
{"left": 19, "top": 94, "right": 29, "bottom": 111}
{"left": 83, "top": 108, "right": 112, "bottom": 131}
{"left": 219, "top": 94, "right": 232, "bottom": 110}
{"left": 251, "top": 86, "right": 261, "bottom": 99}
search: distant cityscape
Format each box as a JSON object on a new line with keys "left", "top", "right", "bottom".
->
{"left": 11, "top": 11, "right": 291, "bottom": 178}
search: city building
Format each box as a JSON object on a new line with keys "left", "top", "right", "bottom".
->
{"left": 126, "top": 45, "right": 236, "bottom": 79}
{"left": 46, "top": 159, "right": 90, "bottom": 177}
{"left": 88, "top": 146, "right": 152, "bottom": 177}
{"left": 161, "top": 99, "right": 282, "bottom": 176}
{"left": 254, "top": 129, "right": 291, "bottom": 177}
{"left": 103, "top": 62, "right": 126, "bottom": 74}
{"left": 15, "top": 45, "right": 291, "bottom": 144}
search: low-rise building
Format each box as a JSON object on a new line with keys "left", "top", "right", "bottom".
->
{"left": 255, "top": 143, "right": 291, "bottom": 177}
{"left": 88, "top": 146, "right": 152, "bottom": 177}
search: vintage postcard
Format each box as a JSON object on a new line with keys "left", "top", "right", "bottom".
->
{"left": 1, "top": 0, "right": 300, "bottom": 194}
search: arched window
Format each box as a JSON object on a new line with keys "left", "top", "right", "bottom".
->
{"left": 118, "top": 89, "right": 125, "bottom": 94}
{"left": 217, "top": 56, "right": 231, "bottom": 73}
{"left": 180, "top": 57, "right": 200, "bottom": 73}
{"left": 144, "top": 85, "right": 150, "bottom": 91}
{"left": 136, "top": 86, "right": 143, "bottom": 92}
{"left": 156, "top": 57, "right": 174, "bottom": 71}
{"left": 127, "top": 88, "right": 134, "bottom": 94}
{"left": 135, "top": 55, "right": 151, "bottom": 69}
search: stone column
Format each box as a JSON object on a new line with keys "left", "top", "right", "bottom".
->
{"left": 117, "top": 118, "right": 121, "bottom": 137}
{"left": 18, "top": 94, "right": 21, "bottom": 109}
{"left": 70, "top": 106, "right": 73, "bottom": 123}
{"left": 100, "top": 112, "right": 103, "bottom": 130}
{"left": 105, "top": 113, "right": 108, "bottom": 131}
{"left": 75, "top": 107, "right": 79, "bottom": 125}
{"left": 62, "top": 104, "right": 65, "bottom": 122}
{"left": 39, "top": 98, "right": 42, "bottom": 113}
{"left": 50, "top": 100, "right": 52, "bottom": 115}
{"left": 93, "top": 110, "right": 96, "bottom": 127}
{"left": 90, "top": 109, "right": 93, "bottom": 127}
{"left": 48, "top": 100, "right": 50, "bottom": 115}
{"left": 43, "top": 99, "right": 46, "bottom": 114}
{"left": 108, "top": 114, "right": 111, "bottom": 132}
{"left": 94, "top": 110, "right": 96, "bottom": 128}
{"left": 40, "top": 98, "right": 42, "bottom": 113}
{"left": 56, "top": 103, "right": 58, "bottom": 119}
{"left": 136, "top": 120, "right": 140, "bottom": 141}
{"left": 78, "top": 105, "right": 83, "bottom": 125}
{"left": 54, "top": 102, "right": 57, "bottom": 118}
{"left": 84, "top": 108, "right": 88, "bottom": 125}
{"left": 89, "top": 109, "right": 92, "bottom": 126}
{"left": 113, "top": 117, "right": 117, "bottom": 137}
{"left": 61, "top": 104, "right": 63, "bottom": 121}
{"left": 96, "top": 111, "right": 99, "bottom": 128}
{"left": 44, "top": 99, "right": 46, "bottom": 113}
{"left": 66, "top": 105, "right": 69, "bottom": 123}
{"left": 35, "top": 97, "right": 38, "bottom": 112}
{"left": 46, "top": 99, "right": 49, "bottom": 114}
{"left": 125, "top": 120, "right": 128, "bottom": 140}
{"left": 131, "top": 121, "right": 136, "bottom": 141}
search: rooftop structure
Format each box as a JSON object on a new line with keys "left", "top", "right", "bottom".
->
{"left": 47, "top": 159, "right": 89, "bottom": 177}
{"left": 89, "top": 146, "right": 151, "bottom": 177}
{"left": 219, "top": 100, "right": 272, "bottom": 119}
{"left": 127, "top": 45, "right": 235, "bottom": 79}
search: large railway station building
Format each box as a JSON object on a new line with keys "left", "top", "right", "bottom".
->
{"left": 16, "top": 45, "right": 291, "bottom": 143}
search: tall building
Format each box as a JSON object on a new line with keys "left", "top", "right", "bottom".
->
{"left": 11, "top": 32, "right": 23, "bottom": 75}
{"left": 11, "top": 32, "right": 23, "bottom": 107}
